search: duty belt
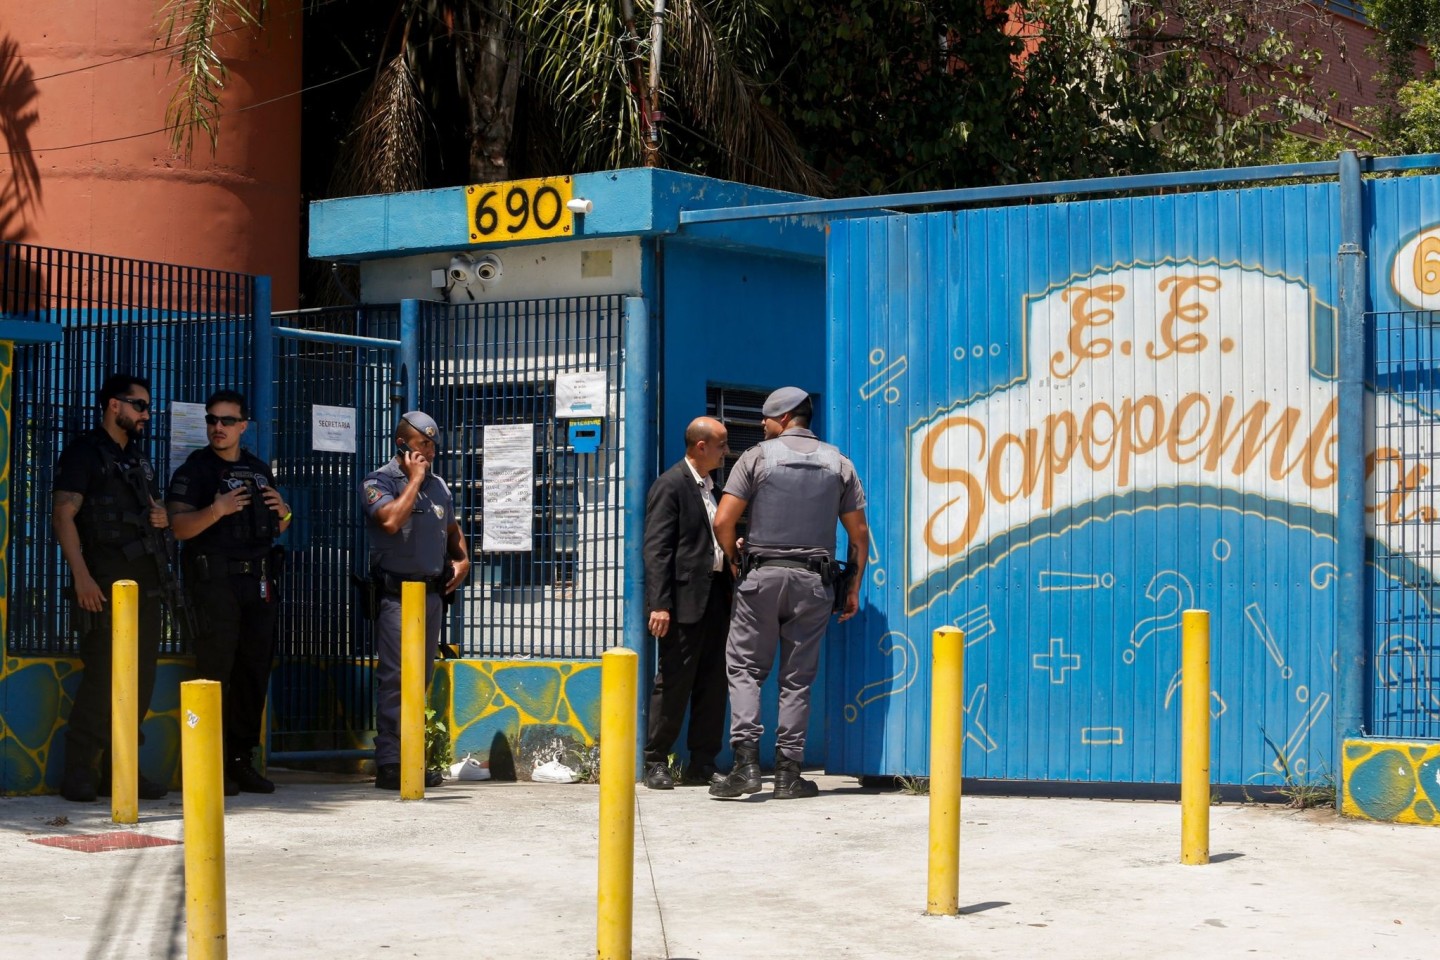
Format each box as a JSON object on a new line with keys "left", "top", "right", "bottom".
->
{"left": 744, "top": 554, "right": 842, "bottom": 587}
{"left": 224, "top": 558, "right": 267, "bottom": 576}
{"left": 193, "top": 554, "right": 269, "bottom": 579}
{"left": 750, "top": 557, "right": 816, "bottom": 571}
{"left": 376, "top": 571, "right": 446, "bottom": 596}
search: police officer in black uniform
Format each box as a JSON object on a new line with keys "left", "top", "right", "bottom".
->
{"left": 52, "top": 373, "right": 173, "bottom": 802}
{"left": 167, "top": 389, "right": 291, "bottom": 795}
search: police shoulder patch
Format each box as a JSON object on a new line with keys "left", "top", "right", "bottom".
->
{"left": 365, "top": 484, "right": 382, "bottom": 504}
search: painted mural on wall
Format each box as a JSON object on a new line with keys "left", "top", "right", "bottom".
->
{"left": 0, "top": 341, "right": 10, "bottom": 649}
{"left": 828, "top": 178, "right": 1440, "bottom": 784}
{"left": 0, "top": 660, "right": 191, "bottom": 795}
{"left": 450, "top": 660, "right": 601, "bottom": 778}
{"left": 0, "top": 656, "right": 602, "bottom": 794}
{"left": 1342, "top": 738, "right": 1440, "bottom": 824}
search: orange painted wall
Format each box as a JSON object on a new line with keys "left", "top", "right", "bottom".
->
{"left": 1, "top": 0, "right": 302, "bottom": 307}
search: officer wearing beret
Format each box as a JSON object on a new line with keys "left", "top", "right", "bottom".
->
{"left": 709, "top": 387, "right": 868, "bottom": 800}
{"left": 361, "top": 411, "right": 471, "bottom": 790}
{"left": 167, "top": 389, "right": 291, "bottom": 795}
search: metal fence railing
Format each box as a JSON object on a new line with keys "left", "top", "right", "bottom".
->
{"left": 2, "top": 241, "right": 255, "bottom": 656}
{"left": 421, "top": 296, "right": 626, "bottom": 658}
{"left": 1370, "top": 309, "right": 1440, "bottom": 740}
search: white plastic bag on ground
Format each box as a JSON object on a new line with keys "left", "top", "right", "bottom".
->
{"left": 449, "top": 756, "right": 491, "bottom": 781}
{"left": 531, "top": 759, "right": 579, "bottom": 783}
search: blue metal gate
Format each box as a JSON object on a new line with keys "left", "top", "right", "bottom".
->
{"left": 419, "top": 296, "right": 627, "bottom": 658}
{"left": 1369, "top": 307, "right": 1440, "bottom": 741}
{"left": 1, "top": 241, "right": 256, "bottom": 655}
{"left": 263, "top": 306, "right": 406, "bottom": 760}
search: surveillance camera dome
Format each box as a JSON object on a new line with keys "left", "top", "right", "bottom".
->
{"left": 448, "top": 253, "right": 475, "bottom": 284}
{"left": 474, "top": 254, "right": 503, "bottom": 283}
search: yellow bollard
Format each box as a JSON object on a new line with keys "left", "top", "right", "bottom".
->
{"left": 181, "top": 679, "right": 228, "bottom": 959}
{"left": 1181, "top": 609, "right": 1211, "bottom": 865}
{"left": 400, "top": 581, "right": 427, "bottom": 800}
{"left": 596, "top": 647, "right": 637, "bottom": 960}
{"left": 110, "top": 579, "right": 139, "bottom": 825}
{"left": 926, "top": 626, "right": 965, "bottom": 916}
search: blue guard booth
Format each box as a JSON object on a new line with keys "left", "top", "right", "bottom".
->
{"left": 307, "top": 169, "right": 833, "bottom": 773}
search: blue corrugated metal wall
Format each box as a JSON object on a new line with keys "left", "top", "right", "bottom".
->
{"left": 827, "top": 184, "right": 1355, "bottom": 785}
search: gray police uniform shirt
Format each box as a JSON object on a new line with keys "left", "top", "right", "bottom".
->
{"left": 361, "top": 460, "right": 455, "bottom": 578}
{"left": 722, "top": 427, "right": 866, "bottom": 560}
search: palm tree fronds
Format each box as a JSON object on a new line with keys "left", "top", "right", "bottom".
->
{"left": 331, "top": 53, "right": 427, "bottom": 197}
{"left": 159, "top": 0, "right": 266, "bottom": 158}
{"left": 663, "top": 0, "right": 827, "bottom": 195}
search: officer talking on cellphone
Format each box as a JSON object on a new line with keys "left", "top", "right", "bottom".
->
{"left": 359, "top": 411, "right": 471, "bottom": 790}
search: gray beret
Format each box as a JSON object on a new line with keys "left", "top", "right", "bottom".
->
{"left": 400, "top": 411, "right": 441, "bottom": 445}
{"left": 762, "top": 386, "right": 810, "bottom": 418}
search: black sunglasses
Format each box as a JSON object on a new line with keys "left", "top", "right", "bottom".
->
{"left": 205, "top": 414, "right": 246, "bottom": 427}
{"left": 116, "top": 396, "right": 151, "bottom": 413}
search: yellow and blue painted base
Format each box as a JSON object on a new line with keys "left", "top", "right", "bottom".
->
{"left": 1341, "top": 737, "right": 1440, "bottom": 825}
{"left": 0, "top": 654, "right": 602, "bottom": 795}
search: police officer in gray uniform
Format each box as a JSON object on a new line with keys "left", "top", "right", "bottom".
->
{"left": 709, "top": 387, "right": 869, "bottom": 800}
{"left": 360, "top": 411, "right": 471, "bottom": 790}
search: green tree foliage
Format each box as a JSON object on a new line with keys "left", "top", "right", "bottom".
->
{"left": 764, "top": 0, "right": 1336, "bottom": 195}
{"left": 170, "top": 0, "right": 1346, "bottom": 206}
{"left": 1362, "top": 0, "right": 1440, "bottom": 146}
{"left": 758, "top": 1, "right": 1022, "bottom": 193}
{"left": 1366, "top": 0, "right": 1440, "bottom": 81}
{"left": 1391, "top": 78, "right": 1440, "bottom": 153}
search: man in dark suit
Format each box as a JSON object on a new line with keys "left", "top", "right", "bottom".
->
{"left": 642, "top": 416, "right": 733, "bottom": 789}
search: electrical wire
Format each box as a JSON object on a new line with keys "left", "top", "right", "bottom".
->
{"left": 0, "top": 62, "right": 373, "bottom": 156}
{"left": 0, "top": 0, "right": 336, "bottom": 90}
{"left": 0, "top": 6, "right": 593, "bottom": 157}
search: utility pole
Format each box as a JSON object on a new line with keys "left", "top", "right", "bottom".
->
{"left": 619, "top": 0, "right": 660, "bottom": 166}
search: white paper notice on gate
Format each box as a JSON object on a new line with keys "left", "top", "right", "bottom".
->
{"left": 312, "top": 405, "right": 357, "bottom": 453}
{"left": 170, "top": 401, "right": 209, "bottom": 465}
{"left": 483, "top": 423, "right": 534, "bottom": 552}
{"left": 554, "top": 371, "right": 607, "bottom": 419}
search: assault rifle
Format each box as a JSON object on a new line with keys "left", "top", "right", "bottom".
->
{"left": 116, "top": 457, "right": 200, "bottom": 645}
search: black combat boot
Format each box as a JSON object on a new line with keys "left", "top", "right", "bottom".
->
{"left": 708, "top": 743, "right": 762, "bottom": 800}
{"left": 773, "top": 754, "right": 819, "bottom": 800}
{"left": 228, "top": 752, "right": 276, "bottom": 794}
{"left": 96, "top": 750, "right": 170, "bottom": 799}
{"left": 60, "top": 746, "right": 101, "bottom": 803}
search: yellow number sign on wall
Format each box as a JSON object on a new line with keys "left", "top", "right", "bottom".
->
{"left": 465, "top": 176, "right": 574, "bottom": 243}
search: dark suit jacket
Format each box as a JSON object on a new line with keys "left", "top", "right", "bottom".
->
{"left": 643, "top": 459, "right": 731, "bottom": 624}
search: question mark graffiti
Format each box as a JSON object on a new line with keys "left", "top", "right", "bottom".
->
{"left": 1123, "top": 571, "right": 1194, "bottom": 665}
{"left": 844, "top": 631, "right": 920, "bottom": 722}
{"left": 1377, "top": 633, "right": 1440, "bottom": 719}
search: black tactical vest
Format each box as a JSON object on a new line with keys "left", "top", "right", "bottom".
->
{"left": 74, "top": 432, "right": 167, "bottom": 563}
{"left": 179, "top": 448, "right": 279, "bottom": 558}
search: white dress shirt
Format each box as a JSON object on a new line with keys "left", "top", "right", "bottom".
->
{"left": 685, "top": 456, "right": 725, "bottom": 572}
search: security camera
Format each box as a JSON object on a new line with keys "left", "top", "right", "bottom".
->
{"left": 566, "top": 197, "right": 594, "bottom": 215}
{"left": 448, "top": 253, "right": 475, "bottom": 284}
{"left": 473, "top": 254, "right": 503, "bottom": 283}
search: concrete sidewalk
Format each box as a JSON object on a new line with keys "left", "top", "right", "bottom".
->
{"left": 2, "top": 769, "right": 1438, "bottom": 959}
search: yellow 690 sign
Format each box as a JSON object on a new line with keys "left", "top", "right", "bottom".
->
{"left": 465, "top": 176, "right": 574, "bottom": 243}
